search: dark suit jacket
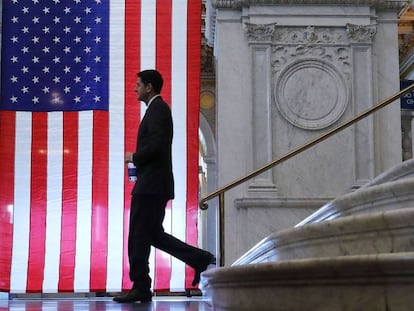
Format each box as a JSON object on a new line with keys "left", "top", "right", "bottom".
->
{"left": 131, "top": 96, "right": 174, "bottom": 199}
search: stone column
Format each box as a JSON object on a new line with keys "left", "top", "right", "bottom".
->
{"left": 244, "top": 23, "right": 278, "bottom": 197}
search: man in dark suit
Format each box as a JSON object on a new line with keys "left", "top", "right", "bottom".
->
{"left": 113, "top": 69, "right": 215, "bottom": 303}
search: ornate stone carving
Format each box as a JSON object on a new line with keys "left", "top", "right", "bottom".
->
{"left": 346, "top": 24, "right": 377, "bottom": 43}
{"left": 244, "top": 22, "right": 277, "bottom": 43}
{"left": 213, "top": 0, "right": 405, "bottom": 10}
{"left": 274, "top": 59, "right": 349, "bottom": 130}
{"left": 273, "top": 26, "right": 345, "bottom": 45}
{"left": 270, "top": 27, "right": 351, "bottom": 75}
{"left": 270, "top": 26, "right": 351, "bottom": 130}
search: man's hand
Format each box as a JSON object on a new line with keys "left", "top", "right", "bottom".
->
{"left": 125, "top": 152, "right": 134, "bottom": 163}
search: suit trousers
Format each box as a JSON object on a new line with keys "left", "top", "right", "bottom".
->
{"left": 128, "top": 194, "right": 205, "bottom": 291}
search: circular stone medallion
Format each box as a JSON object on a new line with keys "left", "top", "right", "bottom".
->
{"left": 274, "top": 59, "right": 348, "bottom": 130}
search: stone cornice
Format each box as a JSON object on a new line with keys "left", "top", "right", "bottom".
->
{"left": 213, "top": 0, "right": 406, "bottom": 10}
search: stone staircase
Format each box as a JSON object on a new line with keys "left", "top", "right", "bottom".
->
{"left": 200, "top": 159, "right": 414, "bottom": 311}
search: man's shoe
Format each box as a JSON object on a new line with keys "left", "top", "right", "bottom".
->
{"left": 192, "top": 252, "right": 216, "bottom": 286}
{"left": 113, "top": 289, "right": 152, "bottom": 303}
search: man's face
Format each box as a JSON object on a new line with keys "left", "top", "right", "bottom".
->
{"left": 135, "top": 77, "right": 150, "bottom": 103}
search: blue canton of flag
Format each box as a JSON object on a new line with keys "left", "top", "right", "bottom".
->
{"left": 1, "top": 0, "right": 109, "bottom": 112}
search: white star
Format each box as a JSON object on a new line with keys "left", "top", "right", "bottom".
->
{"left": 42, "top": 66, "right": 50, "bottom": 73}
{"left": 21, "top": 86, "right": 29, "bottom": 93}
{"left": 43, "top": 26, "right": 50, "bottom": 34}
{"left": 74, "top": 56, "right": 81, "bottom": 63}
{"left": 53, "top": 36, "right": 60, "bottom": 43}
{"left": 94, "top": 96, "right": 101, "bottom": 102}
{"left": 32, "top": 36, "right": 40, "bottom": 44}
{"left": 21, "top": 27, "right": 29, "bottom": 33}
{"left": 53, "top": 16, "right": 61, "bottom": 24}
{"left": 32, "top": 97, "right": 40, "bottom": 104}
{"left": 42, "top": 86, "right": 50, "bottom": 93}
{"left": 64, "top": 86, "right": 71, "bottom": 93}
{"left": 95, "top": 17, "right": 102, "bottom": 24}
{"left": 94, "top": 56, "right": 101, "bottom": 63}
{"left": 12, "top": 0, "right": 18, "bottom": 4}
{"left": 64, "top": 66, "right": 71, "bottom": 73}
{"left": 11, "top": 36, "right": 19, "bottom": 43}
{"left": 11, "top": 16, "right": 19, "bottom": 23}
{"left": 42, "top": 46, "right": 50, "bottom": 53}
{"left": 53, "top": 0, "right": 61, "bottom": 4}
{"left": 43, "top": 7, "right": 51, "bottom": 14}
{"left": 84, "top": 47, "right": 91, "bottom": 53}
{"left": 84, "top": 85, "right": 91, "bottom": 93}
{"left": 74, "top": 36, "right": 82, "bottom": 43}
{"left": 10, "top": 96, "right": 18, "bottom": 103}
{"left": 32, "top": 0, "right": 40, "bottom": 3}
{"left": 32, "top": 56, "right": 40, "bottom": 63}
{"left": 84, "top": 7, "right": 92, "bottom": 14}
{"left": 52, "top": 96, "right": 61, "bottom": 104}
{"left": 84, "top": 66, "right": 91, "bottom": 73}
{"left": 64, "top": 7, "right": 71, "bottom": 14}
{"left": 53, "top": 76, "right": 61, "bottom": 83}
{"left": 63, "top": 26, "right": 71, "bottom": 34}
{"left": 21, "top": 46, "right": 29, "bottom": 53}
{"left": 94, "top": 36, "right": 101, "bottom": 43}
{"left": 94, "top": 75, "right": 101, "bottom": 82}
{"left": 32, "top": 16, "right": 40, "bottom": 24}
{"left": 21, "top": 66, "right": 29, "bottom": 73}
{"left": 74, "top": 16, "right": 81, "bottom": 24}
{"left": 84, "top": 27, "right": 91, "bottom": 34}
{"left": 53, "top": 56, "right": 61, "bottom": 63}
{"left": 74, "top": 76, "right": 81, "bottom": 83}
{"left": 63, "top": 46, "right": 71, "bottom": 53}
{"left": 22, "top": 7, "right": 29, "bottom": 14}
{"left": 74, "top": 96, "right": 81, "bottom": 103}
{"left": 95, "top": 0, "right": 102, "bottom": 4}
{"left": 11, "top": 56, "right": 18, "bottom": 63}
{"left": 32, "top": 76, "right": 40, "bottom": 84}
{"left": 74, "top": 0, "right": 81, "bottom": 4}
{"left": 11, "top": 76, "right": 18, "bottom": 83}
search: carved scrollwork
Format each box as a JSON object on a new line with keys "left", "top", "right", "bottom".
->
{"left": 244, "top": 22, "right": 277, "bottom": 43}
{"left": 346, "top": 24, "right": 377, "bottom": 43}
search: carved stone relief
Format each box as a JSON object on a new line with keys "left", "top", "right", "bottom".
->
{"left": 269, "top": 26, "right": 354, "bottom": 130}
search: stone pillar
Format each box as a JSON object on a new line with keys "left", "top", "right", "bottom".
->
{"left": 245, "top": 23, "right": 278, "bottom": 196}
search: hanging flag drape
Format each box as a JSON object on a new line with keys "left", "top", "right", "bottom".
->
{"left": 0, "top": 0, "right": 201, "bottom": 293}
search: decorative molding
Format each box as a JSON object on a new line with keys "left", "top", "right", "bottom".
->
{"left": 274, "top": 58, "right": 349, "bottom": 130}
{"left": 346, "top": 24, "right": 377, "bottom": 44}
{"left": 213, "top": 0, "right": 406, "bottom": 10}
{"left": 244, "top": 22, "right": 278, "bottom": 43}
{"left": 273, "top": 26, "right": 346, "bottom": 45}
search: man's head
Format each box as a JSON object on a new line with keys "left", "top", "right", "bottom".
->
{"left": 135, "top": 70, "right": 163, "bottom": 103}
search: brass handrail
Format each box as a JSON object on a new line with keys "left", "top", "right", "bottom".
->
{"left": 200, "top": 83, "right": 414, "bottom": 267}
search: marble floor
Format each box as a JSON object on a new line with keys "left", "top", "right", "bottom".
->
{"left": 0, "top": 296, "right": 213, "bottom": 311}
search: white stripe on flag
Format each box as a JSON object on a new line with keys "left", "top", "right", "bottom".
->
{"left": 170, "top": 0, "right": 188, "bottom": 291}
{"left": 74, "top": 111, "right": 93, "bottom": 292}
{"left": 106, "top": 0, "right": 125, "bottom": 292}
{"left": 43, "top": 112, "right": 63, "bottom": 292}
{"left": 140, "top": 0, "right": 157, "bottom": 290}
{"left": 10, "top": 112, "right": 32, "bottom": 293}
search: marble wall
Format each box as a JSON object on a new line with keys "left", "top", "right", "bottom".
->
{"left": 210, "top": 0, "right": 405, "bottom": 264}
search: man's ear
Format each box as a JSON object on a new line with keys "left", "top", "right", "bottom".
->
{"left": 146, "top": 83, "right": 153, "bottom": 92}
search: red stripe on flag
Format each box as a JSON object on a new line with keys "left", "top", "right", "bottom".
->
{"left": 185, "top": 0, "right": 202, "bottom": 289}
{"left": 26, "top": 113, "right": 48, "bottom": 292}
{"left": 58, "top": 112, "right": 79, "bottom": 292}
{"left": 90, "top": 111, "right": 109, "bottom": 291}
{"left": 0, "top": 111, "right": 16, "bottom": 291}
{"left": 155, "top": 0, "right": 172, "bottom": 291}
{"left": 123, "top": 0, "right": 141, "bottom": 290}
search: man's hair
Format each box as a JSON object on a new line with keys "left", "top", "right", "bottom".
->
{"left": 137, "top": 70, "right": 164, "bottom": 94}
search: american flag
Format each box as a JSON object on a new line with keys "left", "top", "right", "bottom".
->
{"left": 0, "top": 0, "right": 201, "bottom": 293}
